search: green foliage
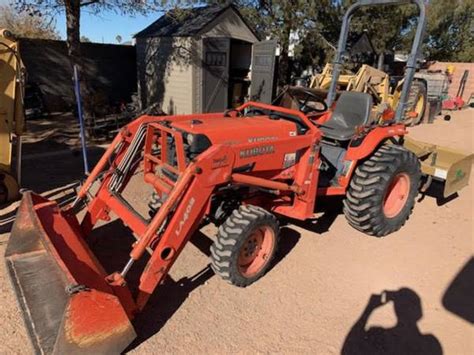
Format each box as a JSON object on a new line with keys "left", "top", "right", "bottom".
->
{"left": 425, "top": 0, "right": 474, "bottom": 62}
{"left": 342, "top": 0, "right": 418, "bottom": 54}
{"left": 0, "top": 3, "right": 59, "bottom": 40}
{"left": 238, "top": 0, "right": 319, "bottom": 83}
{"left": 14, "top": 1, "right": 167, "bottom": 17}
{"left": 13, "top": 0, "right": 473, "bottom": 72}
{"left": 13, "top": 0, "right": 171, "bottom": 66}
{"left": 234, "top": 0, "right": 473, "bottom": 72}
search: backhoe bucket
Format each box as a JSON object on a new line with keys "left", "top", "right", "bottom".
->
{"left": 5, "top": 192, "right": 136, "bottom": 354}
{"left": 404, "top": 137, "right": 473, "bottom": 197}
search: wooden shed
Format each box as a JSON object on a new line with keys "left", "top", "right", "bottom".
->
{"left": 135, "top": 4, "right": 276, "bottom": 114}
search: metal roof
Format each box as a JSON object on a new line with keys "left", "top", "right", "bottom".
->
{"left": 135, "top": 3, "right": 252, "bottom": 38}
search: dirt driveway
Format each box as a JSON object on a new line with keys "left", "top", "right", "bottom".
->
{"left": 0, "top": 109, "right": 472, "bottom": 354}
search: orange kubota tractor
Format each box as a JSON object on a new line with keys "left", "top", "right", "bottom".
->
{"left": 5, "top": 1, "right": 472, "bottom": 353}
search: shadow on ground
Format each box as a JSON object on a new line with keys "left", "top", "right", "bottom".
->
{"left": 442, "top": 257, "right": 474, "bottom": 324}
{"left": 341, "top": 288, "right": 442, "bottom": 355}
{"left": 418, "top": 180, "right": 459, "bottom": 206}
{"left": 121, "top": 225, "right": 300, "bottom": 352}
{"left": 288, "top": 196, "right": 344, "bottom": 235}
{"left": 22, "top": 147, "right": 104, "bottom": 194}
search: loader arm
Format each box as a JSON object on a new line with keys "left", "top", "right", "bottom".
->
{"left": 0, "top": 29, "right": 25, "bottom": 203}
{"left": 6, "top": 101, "right": 323, "bottom": 353}
{"left": 6, "top": 131, "right": 234, "bottom": 352}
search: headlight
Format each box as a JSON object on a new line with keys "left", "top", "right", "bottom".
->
{"left": 186, "top": 133, "right": 212, "bottom": 154}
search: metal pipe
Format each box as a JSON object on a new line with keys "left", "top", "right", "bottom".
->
{"left": 237, "top": 100, "right": 315, "bottom": 130}
{"left": 120, "top": 258, "right": 135, "bottom": 278}
{"left": 393, "top": 1, "right": 427, "bottom": 122}
{"left": 144, "top": 172, "right": 172, "bottom": 194}
{"left": 129, "top": 166, "right": 196, "bottom": 261}
{"left": 75, "top": 132, "right": 123, "bottom": 200}
{"left": 15, "top": 135, "right": 22, "bottom": 186}
{"left": 232, "top": 173, "right": 303, "bottom": 194}
{"left": 73, "top": 65, "right": 90, "bottom": 175}
{"left": 325, "top": 0, "right": 427, "bottom": 117}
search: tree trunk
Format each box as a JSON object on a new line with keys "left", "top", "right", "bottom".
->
{"left": 64, "top": 0, "right": 81, "bottom": 70}
{"left": 64, "top": 0, "right": 92, "bottom": 119}
{"left": 278, "top": 46, "right": 290, "bottom": 86}
{"left": 278, "top": 9, "right": 292, "bottom": 86}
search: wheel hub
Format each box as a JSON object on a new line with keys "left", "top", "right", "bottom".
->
{"left": 383, "top": 173, "right": 410, "bottom": 218}
{"left": 238, "top": 226, "right": 275, "bottom": 277}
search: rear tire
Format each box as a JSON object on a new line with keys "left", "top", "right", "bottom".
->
{"left": 210, "top": 205, "right": 279, "bottom": 287}
{"left": 343, "top": 144, "right": 421, "bottom": 237}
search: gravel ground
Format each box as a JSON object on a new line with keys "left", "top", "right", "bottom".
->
{"left": 0, "top": 109, "right": 472, "bottom": 354}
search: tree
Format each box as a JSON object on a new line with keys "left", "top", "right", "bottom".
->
{"left": 80, "top": 35, "right": 91, "bottom": 42}
{"left": 291, "top": 1, "right": 343, "bottom": 71}
{"left": 342, "top": 0, "right": 418, "bottom": 55}
{"left": 333, "top": 1, "right": 474, "bottom": 63}
{"left": 0, "top": 3, "right": 59, "bottom": 40}
{"left": 294, "top": 0, "right": 474, "bottom": 73}
{"left": 15, "top": 1, "right": 164, "bottom": 68}
{"left": 237, "top": 0, "right": 319, "bottom": 85}
{"left": 283, "top": 1, "right": 428, "bottom": 73}
{"left": 14, "top": 0, "right": 175, "bottom": 74}
{"left": 425, "top": 0, "right": 474, "bottom": 62}
{"left": 115, "top": 35, "right": 122, "bottom": 44}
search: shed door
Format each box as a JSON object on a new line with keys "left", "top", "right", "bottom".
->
{"left": 202, "top": 37, "right": 230, "bottom": 113}
{"left": 250, "top": 40, "right": 277, "bottom": 103}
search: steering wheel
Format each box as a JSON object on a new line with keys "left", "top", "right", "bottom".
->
{"left": 296, "top": 88, "right": 328, "bottom": 114}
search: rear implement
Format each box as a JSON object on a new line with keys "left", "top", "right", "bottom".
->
{"left": 403, "top": 137, "right": 473, "bottom": 197}
{"left": 0, "top": 29, "right": 25, "bottom": 204}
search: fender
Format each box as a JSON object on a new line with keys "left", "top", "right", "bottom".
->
{"left": 345, "top": 124, "right": 407, "bottom": 161}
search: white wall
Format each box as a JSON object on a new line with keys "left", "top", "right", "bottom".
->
{"left": 199, "top": 8, "right": 258, "bottom": 43}
{"left": 137, "top": 36, "right": 194, "bottom": 114}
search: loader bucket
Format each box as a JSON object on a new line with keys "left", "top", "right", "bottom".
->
{"left": 5, "top": 192, "right": 136, "bottom": 354}
{"left": 404, "top": 137, "right": 473, "bottom": 197}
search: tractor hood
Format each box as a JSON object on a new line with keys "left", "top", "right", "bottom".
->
{"left": 171, "top": 116, "right": 298, "bottom": 146}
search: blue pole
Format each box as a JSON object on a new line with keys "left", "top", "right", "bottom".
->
{"left": 73, "top": 64, "right": 90, "bottom": 175}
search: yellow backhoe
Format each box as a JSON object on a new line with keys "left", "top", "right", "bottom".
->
{"left": 310, "top": 63, "right": 427, "bottom": 126}
{"left": 0, "top": 29, "right": 25, "bottom": 204}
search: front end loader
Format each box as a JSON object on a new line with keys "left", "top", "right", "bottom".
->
{"left": 5, "top": 1, "right": 472, "bottom": 354}
{"left": 310, "top": 59, "right": 428, "bottom": 127}
{"left": 0, "top": 29, "right": 25, "bottom": 204}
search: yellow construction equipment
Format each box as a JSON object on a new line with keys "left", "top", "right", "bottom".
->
{"left": 0, "top": 29, "right": 25, "bottom": 204}
{"left": 310, "top": 63, "right": 427, "bottom": 126}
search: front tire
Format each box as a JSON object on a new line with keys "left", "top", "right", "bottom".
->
{"left": 343, "top": 144, "right": 421, "bottom": 237}
{"left": 210, "top": 205, "right": 279, "bottom": 287}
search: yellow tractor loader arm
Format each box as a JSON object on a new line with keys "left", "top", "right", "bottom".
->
{"left": 310, "top": 63, "right": 426, "bottom": 125}
{"left": 0, "top": 28, "right": 25, "bottom": 203}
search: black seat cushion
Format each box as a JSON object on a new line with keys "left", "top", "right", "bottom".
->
{"left": 320, "top": 92, "right": 373, "bottom": 141}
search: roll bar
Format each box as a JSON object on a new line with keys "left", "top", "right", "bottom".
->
{"left": 325, "top": 0, "right": 427, "bottom": 122}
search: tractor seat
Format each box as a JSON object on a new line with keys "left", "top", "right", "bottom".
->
{"left": 320, "top": 92, "right": 373, "bottom": 141}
